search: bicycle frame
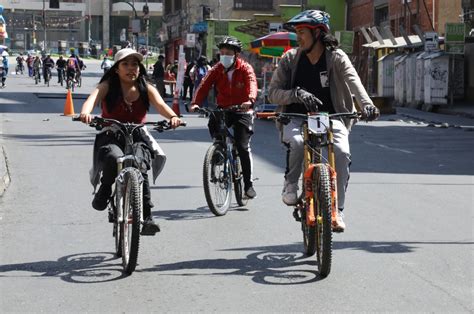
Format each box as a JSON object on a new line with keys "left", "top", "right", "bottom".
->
{"left": 205, "top": 108, "right": 241, "bottom": 186}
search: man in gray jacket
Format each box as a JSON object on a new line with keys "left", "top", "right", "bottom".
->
{"left": 268, "top": 10, "right": 379, "bottom": 231}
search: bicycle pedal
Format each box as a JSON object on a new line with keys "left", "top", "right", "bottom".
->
{"left": 108, "top": 210, "right": 114, "bottom": 223}
{"left": 293, "top": 208, "right": 301, "bottom": 222}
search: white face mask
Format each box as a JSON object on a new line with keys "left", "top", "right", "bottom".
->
{"left": 220, "top": 55, "right": 235, "bottom": 69}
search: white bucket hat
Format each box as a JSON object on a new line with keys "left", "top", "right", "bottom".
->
{"left": 114, "top": 48, "right": 143, "bottom": 63}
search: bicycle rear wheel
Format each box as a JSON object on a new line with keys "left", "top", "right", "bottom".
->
{"left": 314, "top": 164, "right": 332, "bottom": 277}
{"left": 120, "top": 170, "right": 141, "bottom": 274}
{"left": 203, "top": 143, "right": 232, "bottom": 216}
{"left": 233, "top": 155, "right": 248, "bottom": 207}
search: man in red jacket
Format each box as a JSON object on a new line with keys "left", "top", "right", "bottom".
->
{"left": 191, "top": 36, "right": 258, "bottom": 199}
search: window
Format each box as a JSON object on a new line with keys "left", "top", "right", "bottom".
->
{"left": 234, "top": 0, "right": 273, "bottom": 11}
{"left": 375, "top": 6, "right": 388, "bottom": 26}
{"left": 215, "top": 21, "right": 229, "bottom": 36}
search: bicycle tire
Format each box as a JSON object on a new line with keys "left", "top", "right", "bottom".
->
{"left": 233, "top": 155, "right": 248, "bottom": 207}
{"left": 120, "top": 170, "right": 141, "bottom": 274}
{"left": 203, "top": 143, "right": 232, "bottom": 216}
{"left": 314, "top": 164, "right": 332, "bottom": 277}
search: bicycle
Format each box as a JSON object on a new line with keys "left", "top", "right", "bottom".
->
{"left": 66, "top": 70, "right": 76, "bottom": 91}
{"left": 57, "top": 68, "right": 65, "bottom": 86}
{"left": 15, "top": 63, "right": 24, "bottom": 75}
{"left": 188, "top": 105, "right": 249, "bottom": 216}
{"left": 257, "top": 110, "right": 360, "bottom": 278}
{"left": 73, "top": 116, "right": 186, "bottom": 274}
{"left": 33, "top": 68, "right": 41, "bottom": 84}
{"left": 44, "top": 67, "right": 52, "bottom": 87}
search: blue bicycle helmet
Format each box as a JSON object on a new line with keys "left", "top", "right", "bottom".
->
{"left": 284, "top": 10, "right": 330, "bottom": 33}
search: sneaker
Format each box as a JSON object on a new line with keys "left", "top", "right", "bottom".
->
{"left": 92, "top": 185, "right": 112, "bottom": 211}
{"left": 245, "top": 186, "right": 257, "bottom": 199}
{"left": 332, "top": 210, "right": 346, "bottom": 232}
{"left": 282, "top": 181, "right": 298, "bottom": 205}
{"left": 141, "top": 217, "right": 161, "bottom": 236}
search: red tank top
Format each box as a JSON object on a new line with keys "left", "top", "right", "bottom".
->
{"left": 101, "top": 97, "right": 147, "bottom": 123}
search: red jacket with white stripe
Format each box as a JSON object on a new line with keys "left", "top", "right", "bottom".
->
{"left": 192, "top": 57, "right": 258, "bottom": 109}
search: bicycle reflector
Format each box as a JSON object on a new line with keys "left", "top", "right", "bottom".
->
{"left": 308, "top": 113, "right": 330, "bottom": 134}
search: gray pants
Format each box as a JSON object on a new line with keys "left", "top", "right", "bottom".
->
{"left": 281, "top": 119, "right": 351, "bottom": 210}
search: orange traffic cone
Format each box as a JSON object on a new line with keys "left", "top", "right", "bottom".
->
{"left": 63, "top": 89, "right": 75, "bottom": 116}
{"left": 171, "top": 89, "right": 181, "bottom": 116}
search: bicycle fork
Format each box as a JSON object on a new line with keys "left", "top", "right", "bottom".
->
{"left": 114, "top": 156, "right": 144, "bottom": 224}
{"left": 303, "top": 127, "right": 338, "bottom": 227}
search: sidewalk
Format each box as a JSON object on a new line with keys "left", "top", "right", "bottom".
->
{"left": 389, "top": 100, "right": 474, "bottom": 130}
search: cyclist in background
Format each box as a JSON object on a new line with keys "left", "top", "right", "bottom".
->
{"left": 15, "top": 53, "right": 25, "bottom": 74}
{"left": 190, "top": 36, "right": 258, "bottom": 199}
{"left": 42, "top": 55, "right": 55, "bottom": 84}
{"left": 66, "top": 53, "right": 80, "bottom": 85}
{"left": 33, "top": 55, "right": 42, "bottom": 82}
{"left": 56, "top": 55, "right": 67, "bottom": 84}
{"left": 100, "top": 56, "right": 113, "bottom": 73}
{"left": 268, "top": 10, "right": 380, "bottom": 231}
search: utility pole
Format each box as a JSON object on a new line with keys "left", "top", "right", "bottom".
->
{"left": 143, "top": 0, "right": 150, "bottom": 68}
{"left": 88, "top": 0, "right": 91, "bottom": 44}
{"left": 42, "top": 0, "right": 47, "bottom": 51}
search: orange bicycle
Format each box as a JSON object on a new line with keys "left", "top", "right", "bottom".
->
{"left": 258, "top": 111, "right": 360, "bottom": 277}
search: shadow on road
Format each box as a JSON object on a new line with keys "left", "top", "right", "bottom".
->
{"left": 141, "top": 240, "right": 473, "bottom": 285}
{"left": 0, "top": 252, "right": 127, "bottom": 283}
{"left": 1, "top": 240, "right": 471, "bottom": 284}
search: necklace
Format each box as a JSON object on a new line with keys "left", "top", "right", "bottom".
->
{"left": 123, "top": 93, "right": 138, "bottom": 112}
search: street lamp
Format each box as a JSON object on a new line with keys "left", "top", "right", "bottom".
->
{"left": 122, "top": 1, "right": 138, "bottom": 49}
{"left": 143, "top": 0, "right": 149, "bottom": 68}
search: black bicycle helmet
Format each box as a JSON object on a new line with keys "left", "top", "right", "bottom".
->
{"left": 217, "top": 36, "right": 243, "bottom": 53}
{"left": 284, "top": 10, "right": 330, "bottom": 32}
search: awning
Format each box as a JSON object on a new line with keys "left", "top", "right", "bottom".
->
{"left": 363, "top": 35, "right": 423, "bottom": 49}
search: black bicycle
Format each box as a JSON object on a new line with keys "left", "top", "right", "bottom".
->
{"left": 189, "top": 105, "right": 249, "bottom": 216}
{"left": 73, "top": 116, "right": 185, "bottom": 274}
{"left": 44, "top": 67, "right": 52, "bottom": 87}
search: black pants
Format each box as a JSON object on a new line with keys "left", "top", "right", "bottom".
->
{"left": 96, "top": 133, "right": 154, "bottom": 217}
{"left": 208, "top": 111, "right": 254, "bottom": 189}
{"left": 182, "top": 77, "right": 194, "bottom": 100}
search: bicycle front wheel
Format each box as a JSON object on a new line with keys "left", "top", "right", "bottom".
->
{"left": 120, "top": 170, "right": 142, "bottom": 274}
{"left": 233, "top": 155, "right": 248, "bottom": 207}
{"left": 314, "top": 164, "right": 332, "bottom": 277}
{"left": 203, "top": 143, "right": 232, "bottom": 216}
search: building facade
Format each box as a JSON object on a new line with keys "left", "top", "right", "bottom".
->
{"left": 0, "top": 0, "right": 163, "bottom": 55}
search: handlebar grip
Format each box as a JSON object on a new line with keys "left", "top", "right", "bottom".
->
{"left": 72, "top": 115, "right": 81, "bottom": 121}
{"left": 180, "top": 121, "right": 187, "bottom": 127}
{"left": 256, "top": 112, "right": 276, "bottom": 119}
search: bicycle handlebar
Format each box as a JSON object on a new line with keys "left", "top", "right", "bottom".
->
{"left": 256, "top": 111, "right": 361, "bottom": 120}
{"left": 184, "top": 103, "right": 245, "bottom": 114}
{"left": 72, "top": 116, "right": 186, "bottom": 132}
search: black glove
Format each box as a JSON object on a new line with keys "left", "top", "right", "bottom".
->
{"left": 294, "top": 87, "right": 322, "bottom": 112}
{"left": 363, "top": 104, "right": 380, "bottom": 121}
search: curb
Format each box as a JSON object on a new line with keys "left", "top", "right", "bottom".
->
{"left": 0, "top": 146, "right": 10, "bottom": 197}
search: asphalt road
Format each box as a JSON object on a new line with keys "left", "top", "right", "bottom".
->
{"left": 0, "top": 60, "right": 473, "bottom": 313}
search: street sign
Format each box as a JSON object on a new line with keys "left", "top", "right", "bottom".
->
{"left": 445, "top": 23, "right": 466, "bottom": 54}
{"left": 186, "top": 33, "right": 196, "bottom": 47}
{"left": 335, "top": 31, "right": 354, "bottom": 54}
{"left": 131, "top": 19, "right": 141, "bottom": 34}
{"left": 424, "top": 32, "right": 439, "bottom": 51}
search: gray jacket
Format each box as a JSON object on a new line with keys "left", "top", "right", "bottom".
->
{"left": 268, "top": 47, "right": 373, "bottom": 130}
